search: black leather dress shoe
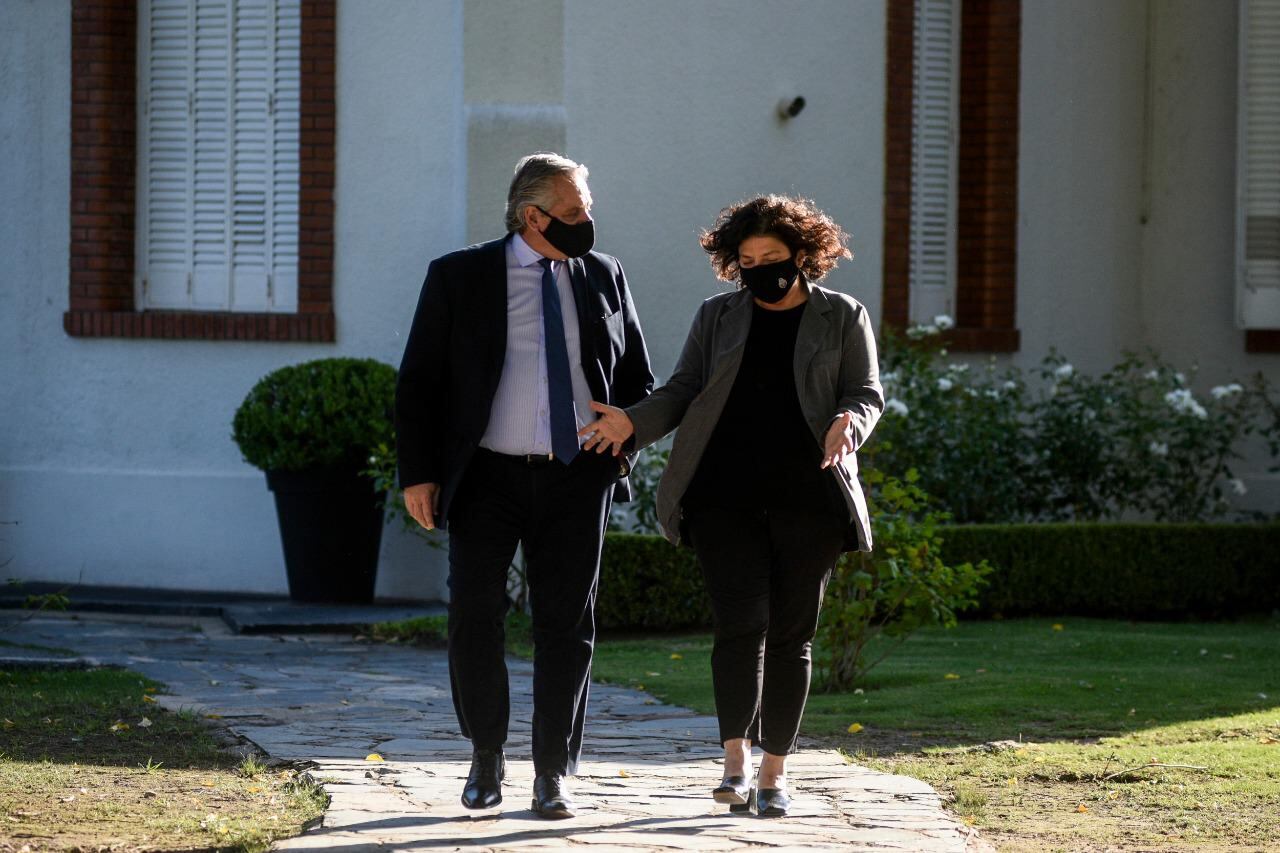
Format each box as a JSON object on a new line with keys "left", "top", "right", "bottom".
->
{"left": 712, "top": 776, "right": 755, "bottom": 813}
{"left": 756, "top": 785, "right": 791, "bottom": 817}
{"left": 531, "top": 772, "right": 575, "bottom": 819}
{"left": 460, "top": 749, "right": 505, "bottom": 809}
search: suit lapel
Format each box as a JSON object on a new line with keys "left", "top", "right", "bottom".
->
{"left": 483, "top": 237, "right": 510, "bottom": 380}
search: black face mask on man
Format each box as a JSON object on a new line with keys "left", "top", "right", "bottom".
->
{"left": 739, "top": 256, "right": 800, "bottom": 303}
{"left": 536, "top": 207, "right": 596, "bottom": 258}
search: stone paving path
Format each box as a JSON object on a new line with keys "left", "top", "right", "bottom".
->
{"left": 4, "top": 613, "right": 993, "bottom": 851}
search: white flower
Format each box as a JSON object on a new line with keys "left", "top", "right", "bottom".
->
{"left": 885, "top": 398, "right": 910, "bottom": 417}
{"left": 907, "top": 323, "right": 941, "bottom": 339}
{"left": 933, "top": 314, "right": 955, "bottom": 330}
{"left": 1082, "top": 408, "right": 1097, "bottom": 421}
{"left": 1165, "top": 388, "right": 1208, "bottom": 419}
{"left": 1002, "top": 380, "right": 1018, "bottom": 391}
{"left": 1229, "top": 478, "right": 1248, "bottom": 496}
{"left": 1174, "top": 372, "right": 1186, "bottom": 386}
{"left": 947, "top": 363, "right": 970, "bottom": 374}
{"left": 1211, "top": 383, "right": 1243, "bottom": 400}
{"left": 966, "top": 387, "right": 978, "bottom": 397}
{"left": 880, "top": 370, "right": 898, "bottom": 385}
{"left": 1148, "top": 441, "right": 1168, "bottom": 457}
{"left": 937, "top": 377, "right": 954, "bottom": 391}
{"left": 1054, "top": 363, "right": 1074, "bottom": 380}
{"left": 985, "top": 388, "right": 1002, "bottom": 399}
{"left": 1144, "top": 369, "right": 1160, "bottom": 381}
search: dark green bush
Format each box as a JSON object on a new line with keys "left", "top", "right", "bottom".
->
{"left": 942, "top": 522, "right": 1280, "bottom": 619}
{"left": 231, "top": 357, "right": 397, "bottom": 473}
{"left": 598, "top": 533, "right": 710, "bottom": 630}
{"left": 596, "top": 523, "right": 1280, "bottom": 629}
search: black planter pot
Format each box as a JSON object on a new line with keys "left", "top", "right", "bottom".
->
{"left": 265, "top": 466, "right": 387, "bottom": 603}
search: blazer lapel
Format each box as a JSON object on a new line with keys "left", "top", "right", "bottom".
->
{"left": 707, "top": 288, "right": 753, "bottom": 391}
{"left": 793, "top": 281, "right": 831, "bottom": 389}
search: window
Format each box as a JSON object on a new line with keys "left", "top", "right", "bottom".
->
{"left": 65, "top": 0, "right": 333, "bottom": 341}
{"left": 137, "top": 0, "right": 300, "bottom": 312}
{"left": 882, "top": 0, "right": 1021, "bottom": 352}
{"left": 910, "top": 0, "right": 960, "bottom": 324}
{"left": 1237, "top": 0, "right": 1280, "bottom": 331}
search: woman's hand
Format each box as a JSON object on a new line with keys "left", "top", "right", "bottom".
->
{"left": 578, "top": 400, "right": 635, "bottom": 456}
{"left": 821, "top": 411, "right": 856, "bottom": 469}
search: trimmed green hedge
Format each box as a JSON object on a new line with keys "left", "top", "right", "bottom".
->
{"left": 941, "top": 522, "right": 1280, "bottom": 620}
{"left": 596, "top": 523, "right": 1280, "bottom": 629}
{"left": 598, "top": 533, "right": 710, "bottom": 630}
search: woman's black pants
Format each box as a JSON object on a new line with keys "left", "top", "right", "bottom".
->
{"left": 686, "top": 505, "right": 847, "bottom": 757}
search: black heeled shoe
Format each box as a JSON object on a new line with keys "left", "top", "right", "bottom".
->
{"left": 712, "top": 775, "right": 756, "bottom": 812}
{"left": 756, "top": 784, "right": 791, "bottom": 817}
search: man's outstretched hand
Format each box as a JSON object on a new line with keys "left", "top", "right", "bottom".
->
{"left": 577, "top": 400, "right": 635, "bottom": 456}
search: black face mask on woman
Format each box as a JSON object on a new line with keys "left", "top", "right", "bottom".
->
{"left": 739, "top": 256, "right": 799, "bottom": 303}
{"left": 536, "top": 207, "right": 596, "bottom": 258}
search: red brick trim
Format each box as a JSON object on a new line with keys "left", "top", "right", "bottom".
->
{"left": 69, "top": 0, "right": 136, "bottom": 314}
{"left": 64, "top": 310, "right": 335, "bottom": 341}
{"left": 64, "top": 0, "right": 335, "bottom": 341}
{"left": 881, "top": 0, "right": 1021, "bottom": 353}
{"left": 1245, "top": 330, "right": 1280, "bottom": 353}
{"left": 955, "top": 0, "right": 1020, "bottom": 351}
{"left": 881, "top": 0, "right": 914, "bottom": 334}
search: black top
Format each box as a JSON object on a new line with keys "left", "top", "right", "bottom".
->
{"left": 682, "top": 300, "right": 845, "bottom": 517}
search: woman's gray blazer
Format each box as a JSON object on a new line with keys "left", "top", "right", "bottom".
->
{"left": 626, "top": 282, "right": 885, "bottom": 551}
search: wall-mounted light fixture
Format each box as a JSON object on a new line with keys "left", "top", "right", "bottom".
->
{"left": 777, "top": 96, "right": 806, "bottom": 120}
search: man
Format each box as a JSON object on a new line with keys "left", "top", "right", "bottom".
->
{"left": 395, "top": 153, "right": 653, "bottom": 819}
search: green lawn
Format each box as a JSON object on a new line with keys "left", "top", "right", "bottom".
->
{"left": 590, "top": 617, "right": 1280, "bottom": 851}
{"left": 0, "top": 667, "right": 326, "bottom": 852}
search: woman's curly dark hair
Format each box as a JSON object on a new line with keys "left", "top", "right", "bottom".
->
{"left": 699, "top": 194, "right": 852, "bottom": 283}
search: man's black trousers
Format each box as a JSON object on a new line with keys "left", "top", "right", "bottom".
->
{"left": 445, "top": 447, "right": 618, "bottom": 775}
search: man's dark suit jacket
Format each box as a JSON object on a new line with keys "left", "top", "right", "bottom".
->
{"left": 395, "top": 234, "right": 655, "bottom": 530}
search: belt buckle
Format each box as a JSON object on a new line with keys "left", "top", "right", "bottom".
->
{"left": 526, "top": 452, "right": 554, "bottom": 466}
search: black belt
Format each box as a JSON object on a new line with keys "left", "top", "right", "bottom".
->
{"left": 477, "top": 447, "right": 559, "bottom": 467}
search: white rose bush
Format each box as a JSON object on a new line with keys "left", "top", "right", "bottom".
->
{"left": 866, "top": 322, "right": 1279, "bottom": 523}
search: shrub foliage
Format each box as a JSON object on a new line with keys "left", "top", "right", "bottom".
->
{"left": 232, "top": 357, "right": 397, "bottom": 473}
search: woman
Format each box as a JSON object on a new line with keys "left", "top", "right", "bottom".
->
{"left": 578, "top": 195, "right": 883, "bottom": 817}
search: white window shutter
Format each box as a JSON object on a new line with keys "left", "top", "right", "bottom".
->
{"left": 138, "top": 0, "right": 300, "bottom": 313}
{"left": 1238, "top": 0, "right": 1280, "bottom": 328}
{"left": 230, "top": 0, "right": 272, "bottom": 311}
{"left": 910, "top": 0, "right": 960, "bottom": 325}
{"left": 271, "top": 0, "right": 301, "bottom": 312}
{"left": 138, "top": 0, "right": 195, "bottom": 309}
{"left": 191, "top": 0, "right": 231, "bottom": 309}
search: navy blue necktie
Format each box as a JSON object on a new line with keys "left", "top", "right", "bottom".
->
{"left": 538, "top": 258, "right": 579, "bottom": 463}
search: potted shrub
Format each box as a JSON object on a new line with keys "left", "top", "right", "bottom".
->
{"left": 232, "top": 357, "right": 397, "bottom": 603}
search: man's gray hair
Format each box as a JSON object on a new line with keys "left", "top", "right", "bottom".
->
{"left": 504, "top": 152, "right": 590, "bottom": 234}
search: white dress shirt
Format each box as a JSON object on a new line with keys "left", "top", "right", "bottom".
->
{"left": 479, "top": 232, "right": 594, "bottom": 456}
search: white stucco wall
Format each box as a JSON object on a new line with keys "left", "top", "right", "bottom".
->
{"left": 1015, "top": 0, "right": 1149, "bottom": 377}
{"left": 0, "top": 0, "right": 461, "bottom": 598}
{"left": 563, "top": 0, "right": 886, "bottom": 379}
{"left": 1015, "top": 0, "right": 1278, "bottom": 504}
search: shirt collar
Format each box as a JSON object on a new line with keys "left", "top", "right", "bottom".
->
{"left": 511, "top": 232, "right": 550, "bottom": 268}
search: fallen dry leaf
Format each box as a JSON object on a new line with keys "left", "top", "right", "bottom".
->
{"left": 142, "top": 695, "right": 157, "bottom": 704}
{"left": 618, "top": 769, "right": 630, "bottom": 778}
{"left": 944, "top": 673, "right": 961, "bottom": 680}
{"left": 1077, "top": 804, "right": 1089, "bottom": 813}
{"left": 365, "top": 753, "right": 385, "bottom": 762}
{"left": 110, "top": 721, "right": 130, "bottom": 732}
{"left": 669, "top": 653, "right": 682, "bottom": 660}
{"left": 138, "top": 717, "right": 153, "bottom": 728}
{"left": 847, "top": 723, "right": 864, "bottom": 734}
